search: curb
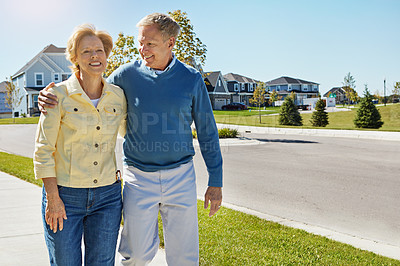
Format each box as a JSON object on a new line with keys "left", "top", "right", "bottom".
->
{"left": 221, "top": 202, "right": 400, "bottom": 261}
{"left": 217, "top": 123, "right": 400, "bottom": 142}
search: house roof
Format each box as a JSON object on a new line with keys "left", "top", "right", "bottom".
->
{"left": 323, "top": 87, "right": 345, "bottom": 97}
{"left": 25, "top": 87, "right": 45, "bottom": 92}
{"left": 265, "top": 76, "right": 319, "bottom": 86}
{"left": 12, "top": 44, "right": 66, "bottom": 77}
{"left": 204, "top": 71, "right": 221, "bottom": 87}
{"left": 223, "top": 73, "right": 259, "bottom": 84}
{"left": 0, "top": 81, "right": 10, "bottom": 93}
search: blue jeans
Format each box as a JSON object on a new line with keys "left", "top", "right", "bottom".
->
{"left": 41, "top": 181, "right": 122, "bottom": 266}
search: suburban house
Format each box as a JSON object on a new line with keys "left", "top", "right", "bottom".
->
{"left": 0, "top": 81, "right": 12, "bottom": 118}
{"left": 204, "top": 71, "right": 231, "bottom": 110}
{"left": 265, "top": 76, "right": 319, "bottom": 106}
{"left": 11, "top": 44, "right": 72, "bottom": 117}
{"left": 223, "top": 73, "right": 259, "bottom": 106}
{"left": 323, "top": 87, "right": 347, "bottom": 105}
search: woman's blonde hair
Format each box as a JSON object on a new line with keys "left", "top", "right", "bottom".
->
{"left": 66, "top": 24, "right": 113, "bottom": 73}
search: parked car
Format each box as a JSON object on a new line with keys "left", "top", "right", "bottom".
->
{"left": 221, "top": 102, "right": 248, "bottom": 110}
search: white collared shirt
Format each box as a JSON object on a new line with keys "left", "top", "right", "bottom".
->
{"left": 150, "top": 53, "right": 176, "bottom": 75}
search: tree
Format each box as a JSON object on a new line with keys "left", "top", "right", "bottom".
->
{"left": 5, "top": 77, "right": 23, "bottom": 123}
{"left": 342, "top": 72, "right": 357, "bottom": 105}
{"left": 269, "top": 90, "right": 280, "bottom": 106}
{"left": 105, "top": 33, "right": 139, "bottom": 77}
{"left": 310, "top": 98, "right": 329, "bottom": 127}
{"left": 278, "top": 95, "right": 302, "bottom": 126}
{"left": 249, "top": 82, "right": 266, "bottom": 123}
{"left": 393, "top": 82, "right": 400, "bottom": 99}
{"left": 168, "top": 10, "right": 207, "bottom": 71}
{"left": 354, "top": 85, "right": 383, "bottom": 129}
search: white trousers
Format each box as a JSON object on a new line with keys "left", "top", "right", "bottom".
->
{"left": 119, "top": 161, "right": 199, "bottom": 266}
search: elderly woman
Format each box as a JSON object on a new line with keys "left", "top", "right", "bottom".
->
{"left": 34, "top": 24, "right": 126, "bottom": 265}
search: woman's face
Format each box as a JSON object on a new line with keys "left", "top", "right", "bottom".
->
{"left": 75, "top": 35, "right": 107, "bottom": 77}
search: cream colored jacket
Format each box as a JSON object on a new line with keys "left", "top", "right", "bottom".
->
{"left": 34, "top": 74, "right": 126, "bottom": 188}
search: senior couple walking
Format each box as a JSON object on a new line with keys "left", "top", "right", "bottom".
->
{"left": 34, "top": 12, "right": 223, "bottom": 266}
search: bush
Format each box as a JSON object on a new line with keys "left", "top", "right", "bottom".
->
{"left": 218, "top": 128, "right": 238, "bottom": 138}
{"left": 278, "top": 96, "right": 303, "bottom": 126}
{"left": 354, "top": 87, "right": 384, "bottom": 129}
{"left": 192, "top": 128, "right": 239, "bottom": 139}
{"left": 310, "top": 98, "right": 329, "bottom": 127}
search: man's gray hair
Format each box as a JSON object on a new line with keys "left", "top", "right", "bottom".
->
{"left": 137, "top": 13, "right": 180, "bottom": 40}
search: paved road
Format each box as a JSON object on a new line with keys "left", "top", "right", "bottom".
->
{"left": 194, "top": 133, "right": 400, "bottom": 248}
{"left": 1, "top": 124, "right": 400, "bottom": 256}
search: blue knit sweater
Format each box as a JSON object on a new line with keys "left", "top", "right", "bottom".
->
{"left": 107, "top": 60, "right": 223, "bottom": 187}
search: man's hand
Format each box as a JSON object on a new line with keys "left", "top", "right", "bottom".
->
{"left": 38, "top": 82, "right": 58, "bottom": 114}
{"left": 204, "top": 186, "right": 222, "bottom": 217}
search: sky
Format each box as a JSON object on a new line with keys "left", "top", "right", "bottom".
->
{"left": 1, "top": 0, "right": 399, "bottom": 96}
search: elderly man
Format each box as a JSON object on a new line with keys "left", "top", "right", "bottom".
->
{"left": 39, "top": 13, "right": 223, "bottom": 266}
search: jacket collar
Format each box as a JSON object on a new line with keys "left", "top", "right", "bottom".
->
{"left": 66, "top": 72, "right": 111, "bottom": 97}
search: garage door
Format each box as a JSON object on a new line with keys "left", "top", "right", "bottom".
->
{"left": 214, "top": 99, "right": 226, "bottom": 110}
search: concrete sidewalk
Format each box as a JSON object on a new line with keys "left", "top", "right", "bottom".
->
{"left": 0, "top": 171, "right": 167, "bottom": 266}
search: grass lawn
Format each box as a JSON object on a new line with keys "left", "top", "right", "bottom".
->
{"left": 215, "top": 104, "right": 400, "bottom": 131}
{"left": 1, "top": 151, "right": 398, "bottom": 264}
{"left": 2, "top": 105, "right": 398, "bottom": 131}
{"left": 0, "top": 117, "right": 39, "bottom": 125}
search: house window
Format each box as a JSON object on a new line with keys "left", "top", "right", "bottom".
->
{"left": 33, "top": 95, "right": 39, "bottom": 108}
{"left": 303, "top": 85, "right": 308, "bottom": 91}
{"left": 53, "top": 73, "right": 60, "bottom": 82}
{"left": 234, "top": 84, "right": 239, "bottom": 92}
{"left": 313, "top": 85, "right": 318, "bottom": 91}
{"left": 249, "top": 84, "right": 254, "bottom": 92}
{"left": 277, "top": 85, "right": 281, "bottom": 91}
{"left": 288, "top": 84, "right": 292, "bottom": 91}
{"left": 241, "top": 84, "right": 245, "bottom": 91}
{"left": 218, "top": 80, "right": 221, "bottom": 87}
{"left": 62, "top": 74, "right": 71, "bottom": 81}
{"left": 35, "top": 73, "right": 44, "bottom": 86}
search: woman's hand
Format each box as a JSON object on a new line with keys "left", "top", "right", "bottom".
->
{"left": 42, "top": 177, "right": 67, "bottom": 233}
{"left": 45, "top": 194, "right": 67, "bottom": 233}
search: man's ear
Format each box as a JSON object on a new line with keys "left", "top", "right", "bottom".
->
{"left": 168, "top": 37, "right": 176, "bottom": 49}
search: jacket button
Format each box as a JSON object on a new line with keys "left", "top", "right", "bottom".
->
{"left": 93, "top": 161, "right": 98, "bottom": 166}
{"left": 94, "top": 143, "right": 99, "bottom": 148}
{"left": 96, "top": 126, "right": 100, "bottom": 130}
{"left": 93, "top": 179, "right": 98, "bottom": 184}
{"left": 74, "top": 108, "right": 78, "bottom": 112}
{"left": 97, "top": 109, "right": 99, "bottom": 112}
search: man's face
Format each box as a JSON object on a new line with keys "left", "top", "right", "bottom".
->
{"left": 138, "top": 24, "right": 175, "bottom": 71}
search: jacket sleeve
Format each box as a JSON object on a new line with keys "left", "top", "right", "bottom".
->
{"left": 118, "top": 91, "right": 127, "bottom": 138}
{"left": 192, "top": 74, "right": 223, "bottom": 187}
{"left": 33, "top": 88, "right": 63, "bottom": 179}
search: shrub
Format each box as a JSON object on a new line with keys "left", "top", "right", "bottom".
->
{"left": 278, "top": 96, "right": 303, "bottom": 126}
{"left": 218, "top": 128, "right": 239, "bottom": 138}
{"left": 354, "top": 87, "right": 384, "bottom": 129}
{"left": 310, "top": 98, "right": 329, "bottom": 127}
{"left": 193, "top": 128, "right": 239, "bottom": 139}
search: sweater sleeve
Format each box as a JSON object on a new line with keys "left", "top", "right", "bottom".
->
{"left": 192, "top": 74, "right": 223, "bottom": 187}
{"left": 33, "top": 88, "right": 62, "bottom": 179}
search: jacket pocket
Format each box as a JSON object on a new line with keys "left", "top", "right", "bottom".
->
{"left": 103, "top": 105, "right": 123, "bottom": 134}
{"left": 62, "top": 105, "right": 91, "bottom": 134}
